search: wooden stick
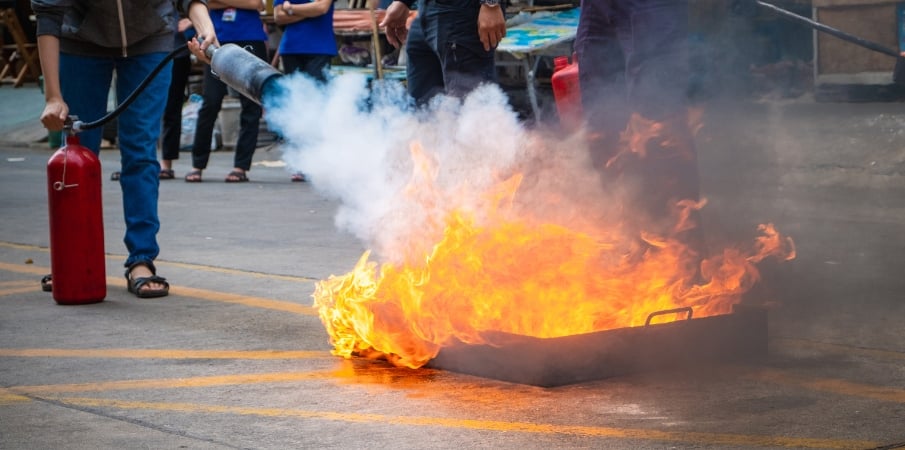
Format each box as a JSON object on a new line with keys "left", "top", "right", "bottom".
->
{"left": 368, "top": 0, "right": 384, "bottom": 80}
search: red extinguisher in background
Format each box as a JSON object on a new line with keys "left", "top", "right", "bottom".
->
{"left": 46, "top": 117, "right": 106, "bottom": 305}
{"left": 551, "top": 53, "right": 583, "bottom": 133}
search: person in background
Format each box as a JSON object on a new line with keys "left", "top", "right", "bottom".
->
{"left": 159, "top": 17, "right": 196, "bottom": 180}
{"left": 574, "top": 0, "right": 705, "bottom": 258}
{"left": 378, "top": 0, "right": 506, "bottom": 105}
{"left": 185, "top": 0, "right": 267, "bottom": 183}
{"left": 32, "top": 0, "right": 218, "bottom": 298}
{"left": 273, "top": 0, "right": 337, "bottom": 183}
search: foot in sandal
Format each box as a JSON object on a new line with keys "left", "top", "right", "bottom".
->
{"left": 125, "top": 261, "right": 169, "bottom": 298}
{"left": 225, "top": 169, "right": 249, "bottom": 183}
{"left": 184, "top": 169, "right": 203, "bottom": 182}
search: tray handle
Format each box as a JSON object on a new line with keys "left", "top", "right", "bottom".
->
{"left": 645, "top": 307, "right": 694, "bottom": 326}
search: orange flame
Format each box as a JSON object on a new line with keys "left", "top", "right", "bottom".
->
{"left": 313, "top": 142, "right": 795, "bottom": 369}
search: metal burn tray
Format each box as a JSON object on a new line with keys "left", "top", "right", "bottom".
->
{"left": 428, "top": 304, "right": 767, "bottom": 387}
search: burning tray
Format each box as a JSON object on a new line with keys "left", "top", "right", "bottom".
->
{"left": 429, "top": 304, "right": 767, "bottom": 387}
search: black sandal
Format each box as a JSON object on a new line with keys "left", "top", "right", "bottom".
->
{"left": 41, "top": 274, "right": 52, "bottom": 292}
{"left": 125, "top": 261, "right": 169, "bottom": 299}
{"left": 184, "top": 170, "right": 203, "bottom": 183}
{"left": 225, "top": 170, "right": 249, "bottom": 183}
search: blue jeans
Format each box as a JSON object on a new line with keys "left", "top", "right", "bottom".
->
{"left": 405, "top": 0, "right": 497, "bottom": 105}
{"left": 60, "top": 52, "right": 171, "bottom": 268}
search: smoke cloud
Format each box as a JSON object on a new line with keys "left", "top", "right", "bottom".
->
{"left": 265, "top": 73, "right": 610, "bottom": 262}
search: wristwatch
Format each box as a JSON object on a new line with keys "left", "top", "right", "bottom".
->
{"left": 479, "top": 0, "right": 500, "bottom": 7}
{"left": 283, "top": 1, "right": 294, "bottom": 15}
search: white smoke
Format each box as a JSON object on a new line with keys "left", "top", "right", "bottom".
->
{"left": 264, "top": 72, "right": 531, "bottom": 260}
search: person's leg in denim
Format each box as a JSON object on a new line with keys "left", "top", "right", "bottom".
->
{"left": 58, "top": 54, "right": 113, "bottom": 154}
{"left": 405, "top": 13, "right": 447, "bottom": 105}
{"left": 59, "top": 52, "right": 171, "bottom": 284}
{"left": 406, "top": 1, "right": 496, "bottom": 105}
{"left": 114, "top": 52, "right": 171, "bottom": 268}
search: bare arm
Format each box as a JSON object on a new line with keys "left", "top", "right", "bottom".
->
{"left": 208, "top": 0, "right": 265, "bottom": 10}
{"left": 274, "top": 0, "right": 332, "bottom": 25}
{"left": 186, "top": 0, "right": 220, "bottom": 64}
{"left": 36, "top": 34, "right": 68, "bottom": 132}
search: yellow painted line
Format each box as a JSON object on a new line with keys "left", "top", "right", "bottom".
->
{"left": 0, "top": 242, "right": 44, "bottom": 252}
{"left": 44, "top": 396, "right": 876, "bottom": 449}
{"left": 169, "top": 285, "right": 317, "bottom": 316}
{"left": 159, "top": 260, "right": 317, "bottom": 283}
{"left": 774, "top": 337, "right": 905, "bottom": 362}
{"left": 0, "top": 280, "right": 43, "bottom": 296}
{"left": 0, "top": 260, "right": 317, "bottom": 316}
{"left": 0, "top": 280, "right": 39, "bottom": 288}
{"left": 0, "top": 261, "right": 48, "bottom": 277}
{"left": 746, "top": 368, "right": 905, "bottom": 404}
{"left": 0, "top": 286, "right": 43, "bottom": 296}
{"left": 0, "top": 388, "right": 31, "bottom": 405}
{"left": 0, "top": 348, "right": 330, "bottom": 360}
{"left": 0, "top": 241, "right": 316, "bottom": 282}
{"left": 11, "top": 370, "right": 337, "bottom": 395}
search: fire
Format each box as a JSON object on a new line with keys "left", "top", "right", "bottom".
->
{"left": 313, "top": 142, "right": 795, "bottom": 369}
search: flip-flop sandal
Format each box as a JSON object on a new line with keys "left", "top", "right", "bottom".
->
{"left": 125, "top": 261, "right": 169, "bottom": 299}
{"left": 184, "top": 170, "right": 203, "bottom": 182}
{"left": 41, "top": 274, "right": 52, "bottom": 292}
{"left": 225, "top": 170, "right": 249, "bottom": 183}
{"left": 159, "top": 169, "right": 175, "bottom": 180}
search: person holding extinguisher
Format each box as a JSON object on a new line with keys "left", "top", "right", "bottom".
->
{"left": 184, "top": 0, "right": 268, "bottom": 183}
{"left": 32, "top": 0, "right": 219, "bottom": 298}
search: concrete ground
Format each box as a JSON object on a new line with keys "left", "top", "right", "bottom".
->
{"left": 1, "top": 82, "right": 905, "bottom": 449}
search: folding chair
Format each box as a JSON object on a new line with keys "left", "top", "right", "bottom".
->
{"left": 0, "top": 8, "right": 41, "bottom": 87}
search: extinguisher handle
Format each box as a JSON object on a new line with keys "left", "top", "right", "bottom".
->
{"left": 63, "top": 116, "right": 85, "bottom": 135}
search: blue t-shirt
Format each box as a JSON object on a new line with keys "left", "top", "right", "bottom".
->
{"left": 211, "top": 8, "right": 267, "bottom": 42}
{"left": 275, "top": 0, "right": 337, "bottom": 56}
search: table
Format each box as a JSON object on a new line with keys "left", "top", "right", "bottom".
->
{"left": 496, "top": 7, "right": 580, "bottom": 120}
{"left": 329, "top": 64, "right": 406, "bottom": 81}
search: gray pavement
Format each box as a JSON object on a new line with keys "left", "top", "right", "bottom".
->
{"left": 2, "top": 81, "right": 905, "bottom": 449}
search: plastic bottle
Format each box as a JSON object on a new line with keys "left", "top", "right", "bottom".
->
{"left": 551, "top": 53, "right": 583, "bottom": 132}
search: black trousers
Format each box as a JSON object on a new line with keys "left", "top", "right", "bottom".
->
{"left": 191, "top": 40, "right": 268, "bottom": 171}
{"left": 159, "top": 51, "right": 191, "bottom": 162}
{"left": 575, "top": 0, "right": 703, "bottom": 251}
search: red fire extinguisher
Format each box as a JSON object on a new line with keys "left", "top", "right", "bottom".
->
{"left": 551, "top": 53, "right": 583, "bottom": 132}
{"left": 47, "top": 131, "right": 106, "bottom": 305}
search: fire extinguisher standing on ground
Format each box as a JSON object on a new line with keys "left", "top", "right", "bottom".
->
{"left": 46, "top": 118, "right": 106, "bottom": 305}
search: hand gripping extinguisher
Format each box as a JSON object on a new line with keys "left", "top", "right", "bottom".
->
{"left": 46, "top": 117, "right": 106, "bottom": 305}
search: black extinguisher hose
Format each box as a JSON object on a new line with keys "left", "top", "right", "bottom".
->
{"left": 70, "top": 44, "right": 190, "bottom": 133}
